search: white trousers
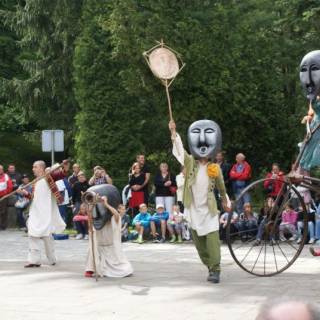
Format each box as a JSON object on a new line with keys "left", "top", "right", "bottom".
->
{"left": 28, "top": 235, "right": 56, "bottom": 265}
{"left": 155, "top": 196, "right": 175, "bottom": 215}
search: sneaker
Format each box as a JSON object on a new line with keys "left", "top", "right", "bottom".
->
{"left": 152, "top": 237, "right": 160, "bottom": 243}
{"left": 289, "top": 236, "right": 296, "bottom": 241}
{"left": 297, "top": 238, "right": 302, "bottom": 244}
{"left": 308, "top": 238, "right": 315, "bottom": 244}
{"left": 159, "top": 237, "right": 166, "bottom": 243}
{"left": 253, "top": 240, "right": 261, "bottom": 246}
{"left": 279, "top": 235, "right": 286, "bottom": 241}
{"left": 84, "top": 234, "right": 89, "bottom": 240}
{"left": 269, "top": 239, "right": 276, "bottom": 246}
{"left": 207, "top": 271, "right": 220, "bottom": 283}
{"left": 75, "top": 234, "right": 83, "bottom": 240}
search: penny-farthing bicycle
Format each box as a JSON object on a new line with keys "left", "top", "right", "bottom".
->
{"left": 226, "top": 120, "right": 320, "bottom": 277}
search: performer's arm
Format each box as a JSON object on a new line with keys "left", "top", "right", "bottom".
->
{"left": 101, "top": 197, "right": 120, "bottom": 223}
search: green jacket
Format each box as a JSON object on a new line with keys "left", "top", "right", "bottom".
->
{"left": 183, "top": 150, "right": 227, "bottom": 216}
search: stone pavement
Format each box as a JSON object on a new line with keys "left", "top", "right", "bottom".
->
{"left": 1, "top": 230, "right": 320, "bottom": 320}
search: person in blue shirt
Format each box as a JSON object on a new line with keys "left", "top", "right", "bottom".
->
{"left": 132, "top": 203, "right": 151, "bottom": 244}
{"left": 150, "top": 204, "right": 169, "bottom": 243}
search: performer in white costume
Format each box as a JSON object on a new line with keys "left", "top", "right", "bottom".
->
{"left": 85, "top": 196, "right": 133, "bottom": 278}
{"left": 24, "top": 160, "right": 69, "bottom": 268}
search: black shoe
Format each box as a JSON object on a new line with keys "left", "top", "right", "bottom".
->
{"left": 24, "top": 263, "right": 41, "bottom": 268}
{"left": 152, "top": 237, "right": 160, "bottom": 243}
{"left": 207, "top": 271, "right": 220, "bottom": 283}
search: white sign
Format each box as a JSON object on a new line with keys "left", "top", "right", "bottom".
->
{"left": 42, "top": 130, "right": 64, "bottom": 152}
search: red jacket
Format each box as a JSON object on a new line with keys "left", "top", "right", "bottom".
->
{"left": 0, "top": 173, "right": 13, "bottom": 198}
{"left": 229, "top": 161, "right": 252, "bottom": 181}
{"left": 263, "top": 172, "right": 285, "bottom": 197}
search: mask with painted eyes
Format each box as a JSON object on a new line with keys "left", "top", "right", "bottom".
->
{"left": 300, "top": 50, "right": 320, "bottom": 101}
{"left": 187, "top": 120, "right": 222, "bottom": 160}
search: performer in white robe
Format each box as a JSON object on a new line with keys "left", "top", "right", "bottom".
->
{"left": 24, "top": 160, "right": 68, "bottom": 268}
{"left": 85, "top": 197, "right": 133, "bottom": 278}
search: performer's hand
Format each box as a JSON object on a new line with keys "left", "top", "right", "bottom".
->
{"left": 222, "top": 200, "right": 231, "bottom": 213}
{"left": 101, "top": 196, "right": 108, "bottom": 204}
{"left": 168, "top": 120, "right": 176, "bottom": 133}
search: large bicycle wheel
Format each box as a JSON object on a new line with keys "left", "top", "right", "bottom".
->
{"left": 226, "top": 178, "right": 308, "bottom": 277}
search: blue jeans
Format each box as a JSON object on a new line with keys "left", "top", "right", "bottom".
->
{"left": 256, "top": 218, "right": 274, "bottom": 241}
{"left": 235, "top": 188, "right": 251, "bottom": 213}
{"left": 58, "top": 205, "right": 67, "bottom": 222}
{"left": 297, "top": 221, "right": 315, "bottom": 240}
{"left": 236, "top": 220, "right": 257, "bottom": 238}
{"left": 74, "top": 221, "right": 88, "bottom": 235}
{"left": 315, "top": 219, "right": 320, "bottom": 239}
{"left": 16, "top": 208, "right": 26, "bottom": 228}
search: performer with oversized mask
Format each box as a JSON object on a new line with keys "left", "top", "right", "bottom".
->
{"left": 169, "top": 119, "right": 229, "bottom": 284}
{"left": 298, "top": 50, "right": 320, "bottom": 173}
{"left": 83, "top": 184, "right": 133, "bottom": 278}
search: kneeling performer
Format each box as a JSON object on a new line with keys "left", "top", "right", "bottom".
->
{"left": 84, "top": 184, "right": 133, "bottom": 278}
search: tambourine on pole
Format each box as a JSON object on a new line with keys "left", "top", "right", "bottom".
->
{"left": 143, "top": 39, "right": 185, "bottom": 122}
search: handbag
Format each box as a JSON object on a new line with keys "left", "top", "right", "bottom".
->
{"left": 168, "top": 174, "right": 177, "bottom": 195}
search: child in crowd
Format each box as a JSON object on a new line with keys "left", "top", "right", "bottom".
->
{"left": 150, "top": 204, "right": 169, "bottom": 243}
{"left": 279, "top": 203, "right": 298, "bottom": 241}
{"left": 167, "top": 204, "right": 184, "bottom": 243}
{"left": 236, "top": 202, "right": 258, "bottom": 242}
{"left": 73, "top": 203, "right": 89, "bottom": 240}
{"left": 132, "top": 203, "right": 151, "bottom": 244}
{"left": 219, "top": 206, "right": 238, "bottom": 242}
{"left": 119, "top": 204, "right": 130, "bottom": 242}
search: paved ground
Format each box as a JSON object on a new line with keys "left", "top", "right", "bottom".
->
{"left": 1, "top": 230, "right": 320, "bottom": 320}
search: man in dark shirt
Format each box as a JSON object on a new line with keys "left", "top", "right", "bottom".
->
{"left": 136, "top": 154, "right": 151, "bottom": 204}
{"left": 72, "top": 172, "right": 89, "bottom": 214}
{"left": 7, "top": 164, "right": 22, "bottom": 191}
{"left": 68, "top": 163, "right": 81, "bottom": 187}
{"left": 215, "top": 152, "right": 232, "bottom": 197}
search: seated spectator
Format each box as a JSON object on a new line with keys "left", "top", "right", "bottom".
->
{"left": 154, "top": 162, "right": 176, "bottom": 215}
{"left": 167, "top": 204, "right": 185, "bottom": 243}
{"left": 219, "top": 208, "right": 238, "bottom": 242}
{"left": 15, "top": 174, "right": 32, "bottom": 230}
{"left": 296, "top": 204, "right": 316, "bottom": 244}
{"left": 132, "top": 203, "right": 151, "bottom": 244}
{"left": 119, "top": 204, "right": 130, "bottom": 242}
{"left": 236, "top": 202, "right": 258, "bottom": 242}
{"left": 254, "top": 197, "right": 276, "bottom": 246}
{"left": 263, "top": 163, "right": 285, "bottom": 199}
{"left": 73, "top": 203, "right": 88, "bottom": 240}
{"left": 72, "top": 171, "right": 89, "bottom": 214}
{"left": 313, "top": 197, "right": 320, "bottom": 245}
{"left": 279, "top": 204, "right": 298, "bottom": 241}
{"left": 128, "top": 162, "right": 146, "bottom": 216}
{"left": 229, "top": 153, "right": 252, "bottom": 213}
{"left": 150, "top": 204, "right": 169, "bottom": 243}
{"left": 88, "top": 166, "right": 112, "bottom": 186}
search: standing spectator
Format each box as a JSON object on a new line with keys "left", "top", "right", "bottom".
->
{"left": 7, "top": 164, "right": 22, "bottom": 190}
{"left": 56, "top": 178, "right": 71, "bottom": 222}
{"left": 132, "top": 203, "right": 151, "bottom": 244}
{"left": 128, "top": 162, "right": 146, "bottom": 216}
{"left": 89, "top": 166, "right": 112, "bottom": 186}
{"left": 154, "top": 162, "right": 176, "bottom": 215}
{"left": 230, "top": 153, "right": 252, "bottom": 213}
{"left": 263, "top": 163, "right": 285, "bottom": 198}
{"left": 73, "top": 203, "right": 89, "bottom": 240}
{"left": 0, "top": 164, "right": 13, "bottom": 230}
{"left": 236, "top": 203, "right": 258, "bottom": 241}
{"left": 136, "top": 154, "right": 151, "bottom": 204}
{"left": 175, "top": 166, "right": 185, "bottom": 212}
{"left": 215, "top": 151, "right": 232, "bottom": 196}
{"left": 119, "top": 204, "right": 130, "bottom": 242}
{"left": 279, "top": 204, "right": 298, "bottom": 241}
{"left": 68, "top": 163, "right": 81, "bottom": 187}
{"left": 72, "top": 172, "right": 89, "bottom": 214}
{"left": 15, "top": 174, "right": 32, "bottom": 230}
{"left": 150, "top": 204, "right": 169, "bottom": 243}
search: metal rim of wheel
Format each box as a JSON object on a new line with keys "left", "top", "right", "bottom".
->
{"left": 226, "top": 178, "right": 308, "bottom": 277}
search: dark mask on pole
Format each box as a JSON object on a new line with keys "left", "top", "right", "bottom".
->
{"left": 187, "top": 119, "right": 222, "bottom": 160}
{"left": 300, "top": 50, "right": 320, "bottom": 101}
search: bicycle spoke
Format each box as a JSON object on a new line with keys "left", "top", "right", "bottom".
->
{"left": 275, "top": 241, "right": 290, "bottom": 263}
{"left": 251, "top": 242, "right": 264, "bottom": 273}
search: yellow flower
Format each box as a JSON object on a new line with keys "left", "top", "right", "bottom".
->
{"left": 207, "top": 163, "right": 219, "bottom": 178}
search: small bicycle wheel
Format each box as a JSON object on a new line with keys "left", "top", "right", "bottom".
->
{"left": 226, "top": 178, "right": 308, "bottom": 277}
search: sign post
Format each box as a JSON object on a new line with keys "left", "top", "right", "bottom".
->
{"left": 42, "top": 130, "right": 64, "bottom": 165}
